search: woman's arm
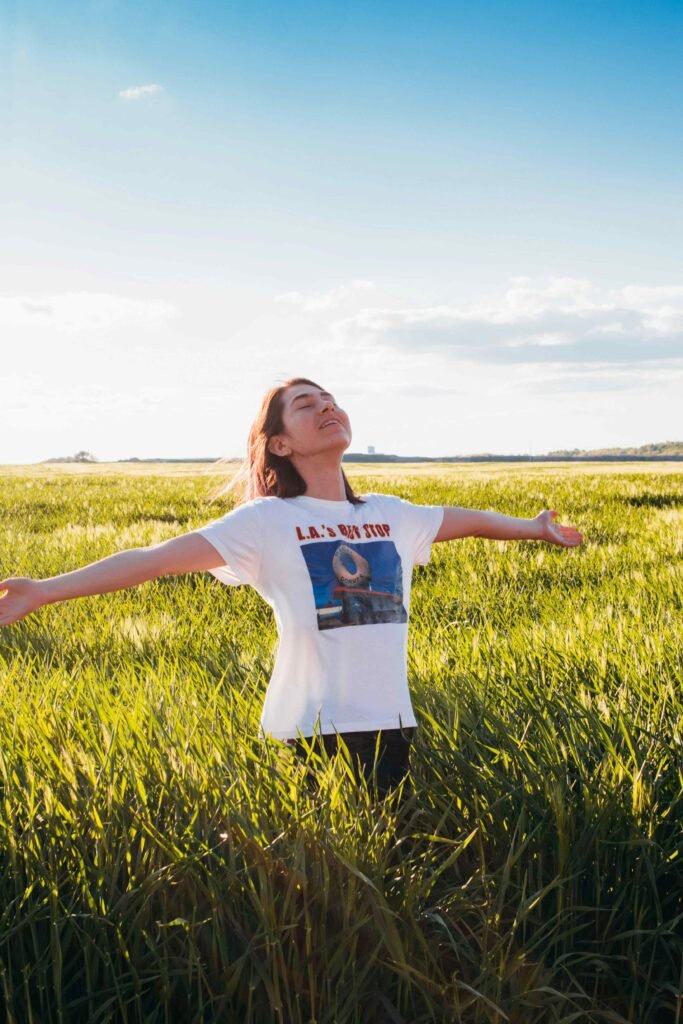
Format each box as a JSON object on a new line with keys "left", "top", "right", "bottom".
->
{"left": 434, "top": 507, "right": 584, "bottom": 547}
{"left": 0, "top": 532, "right": 225, "bottom": 627}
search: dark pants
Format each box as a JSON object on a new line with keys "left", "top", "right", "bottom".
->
{"left": 286, "top": 726, "right": 416, "bottom": 797}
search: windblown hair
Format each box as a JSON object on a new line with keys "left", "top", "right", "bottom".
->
{"left": 208, "top": 377, "right": 365, "bottom": 506}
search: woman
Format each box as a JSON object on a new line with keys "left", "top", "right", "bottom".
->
{"left": 0, "top": 377, "right": 584, "bottom": 796}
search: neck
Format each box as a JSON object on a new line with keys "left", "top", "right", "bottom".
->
{"left": 289, "top": 451, "right": 348, "bottom": 501}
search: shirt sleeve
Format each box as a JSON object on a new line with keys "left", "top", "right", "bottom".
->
{"left": 389, "top": 496, "right": 445, "bottom": 566}
{"left": 194, "top": 500, "right": 263, "bottom": 588}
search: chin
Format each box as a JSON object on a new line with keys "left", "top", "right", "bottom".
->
{"left": 320, "top": 435, "right": 350, "bottom": 455}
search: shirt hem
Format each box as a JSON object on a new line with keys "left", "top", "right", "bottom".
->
{"left": 260, "top": 714, "right": 418, "bottom": 742}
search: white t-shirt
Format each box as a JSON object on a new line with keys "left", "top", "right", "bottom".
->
{"left": 195, "top": 492, "right": 444, "bottom": 742}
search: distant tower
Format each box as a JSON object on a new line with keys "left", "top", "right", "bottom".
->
{"left": 367, "top": 445, "right": 375, "bottom": 455}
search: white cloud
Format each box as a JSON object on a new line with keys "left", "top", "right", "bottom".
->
{"left": 0, "top": 292, "right": 176, "bottom": 332}
{"left": 119, "top": 83, "right": 164, "bottom": 101}
{"left": 330, "top": 276, "right": 683, "bottom": 368}
{"left": 275, "top": 279, "right": 374, "bottom": 312}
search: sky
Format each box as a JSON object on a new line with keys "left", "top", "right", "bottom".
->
{"left": 2, "top": 0, "right": 682, "bottom": 462}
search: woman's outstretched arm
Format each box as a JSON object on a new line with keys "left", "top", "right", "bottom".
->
{"left": 0, "top": 532, "right": 225, "bottom": 628}
{"left": 434, "top": 507, "right": 584, "bottom": 548}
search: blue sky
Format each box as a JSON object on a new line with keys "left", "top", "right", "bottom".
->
{"left": 3, "top": 0, "right": 682, "bottom": 461}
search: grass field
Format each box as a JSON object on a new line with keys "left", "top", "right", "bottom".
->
{"left": 0, "top": 462, "right": 681, "bottom": 1023}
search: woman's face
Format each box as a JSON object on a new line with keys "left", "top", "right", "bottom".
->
{"left": 270, "top": 383, "right": 352, "bottom": 458}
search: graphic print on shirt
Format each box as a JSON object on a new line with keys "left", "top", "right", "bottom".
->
{"left": 299, "top": 539, "right": 407, "bottom": 631}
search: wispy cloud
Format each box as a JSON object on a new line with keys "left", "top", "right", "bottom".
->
{"left": 516, "top": 362, "right": 683, "bottom": 395}
{"left": 275, "top": 279, "right": 374, "bottom": 312}
{"left": 331, "top": 276, "right": 683, "bottom": 367}
{"left": 2, "top": 376, "right": 177, "bottom": 432}
{"left": 119, "top": 83, "right": 164, "bottom": 101}
{"left": 0, "top": 292, "right": 175, "bottom": 331}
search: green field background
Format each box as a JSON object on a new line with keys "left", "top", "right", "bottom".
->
{"left": 0, "top": 463, "right": 681, "bottom": 1023}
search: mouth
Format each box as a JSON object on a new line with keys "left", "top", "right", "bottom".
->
{"left": 320, "top": 418, "right": 343, "bottom": 430}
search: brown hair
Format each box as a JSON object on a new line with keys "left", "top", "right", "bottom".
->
{"left": 208, "top": 377, "right": 365, "bottom": 506}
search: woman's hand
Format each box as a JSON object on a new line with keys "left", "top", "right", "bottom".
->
{"left": 533, "top": 510, "right": 584, "bottom": 548}
{"left": 0, "top": 578, "right": 46, "bottom": 627}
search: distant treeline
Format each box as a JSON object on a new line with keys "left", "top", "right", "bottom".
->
{"left": 341, "top": 453, "right": 683, "bottom": 463}
{"left": 42, "top": 442, "right": 683, "bottom": 464}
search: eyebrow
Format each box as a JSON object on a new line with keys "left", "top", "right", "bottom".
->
{"left": 290, "top": 390, "right": 334, "bottom": 406}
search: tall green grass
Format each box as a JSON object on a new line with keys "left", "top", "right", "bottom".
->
{"left": 0, "top": 464, "right": 681, "bottom": 1022}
